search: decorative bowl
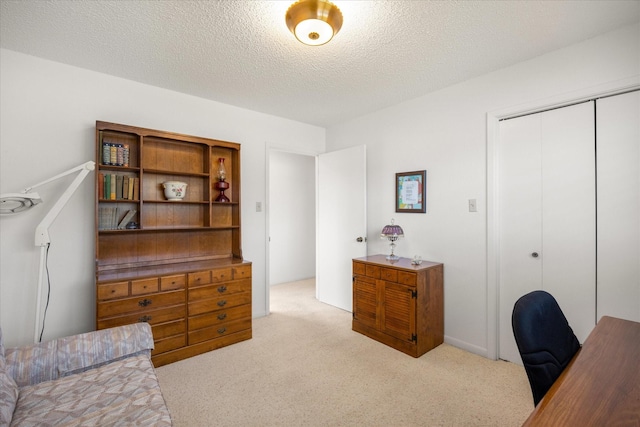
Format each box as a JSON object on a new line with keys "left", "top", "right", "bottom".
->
{"left": 162, "top": 181, "right": 188, "bottom": 200}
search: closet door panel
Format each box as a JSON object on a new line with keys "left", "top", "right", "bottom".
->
{"left": 596, "top": 91, "right": 640, "bottom": 322}
{"left": 541, "top": 102, "right": 596, "bottom": 343}
{"left": 498, "top": 113, "right": 543, "bottom": 364}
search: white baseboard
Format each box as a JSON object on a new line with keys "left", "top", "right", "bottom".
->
{"left": 444, "top": 335, "right": 491, "bottom": 359}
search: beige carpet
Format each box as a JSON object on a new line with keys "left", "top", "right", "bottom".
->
{"left": 156, "top": 279, "right": 534, "bottom": 426}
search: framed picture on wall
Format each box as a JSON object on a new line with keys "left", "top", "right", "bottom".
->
{"left": 396, "top": 170, "right": 426, "bottom": 213}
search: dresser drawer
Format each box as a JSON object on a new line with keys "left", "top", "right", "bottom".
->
{"left": 97, "top": 281, "right": 129, "bottom": 301}
{"left": 161, "top": 274, "right": 185, "bottom": 291}
{"left": 97, "top": 305, "right": 186, "bottom": 329}
{"left": 152, "top": 319, "right": 186, "bottom": 340}
{"left": 188, "top": 270, "right": 211, "bottom": 287}
{"left": 97, "top": 290, "right": 185, "bottom": 319}
{"left": 131, "top": 278, "right": 159, "bottom": 295}
{"left": 188, "top": 304, "right": 251, "bottom": 332}
{"left": 232, "top": 265, "right": 252, "bottom": 280}
{"left": 397, "top": 271, "right": 417, "bottom": 286}
{"left": 152, "top": 335, "right": 186, "bottom": 355}
{"left": 365, "top": 264, "right": 381, "bottom": 279}
{"left": 188, "top": 278, "right": 251, "bottom": 301}
{"left": 211, "top": 267, "right": 233, "bottom": 283}
{"left": 188, "top": 292, "right": 251, "bottom": 317}
{"left": 353, "top": 261, "right": 366, "bottom": 276}
{"left": 188, "top": 318, "right": 251, "bottom": 345}
{"left": 381, "top": 268, "right": 398, "bottom": 282}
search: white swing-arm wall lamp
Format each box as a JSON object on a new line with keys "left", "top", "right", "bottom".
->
{"left": 0, "top": 160, "right": 95, "bottom": 342}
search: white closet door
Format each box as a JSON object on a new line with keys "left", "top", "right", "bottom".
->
{"left": 541, "top": 103, "right": 596, "bottom": 343}
{"left": 498, "top": 101, "right": 596, "bottom": 363}
{"left": 596, "top": 91, "right": 640, "bottom": 322}
{"left": 498, "top": 114, "right": 543, "bottom": 364}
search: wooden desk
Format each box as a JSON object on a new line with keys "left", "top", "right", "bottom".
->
{"left": 523, "top": 316, "right": 640, "bottom": 426}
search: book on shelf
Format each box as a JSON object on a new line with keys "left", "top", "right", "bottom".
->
{"left": 133, "top": 178, "right": 139, "bottom": 200}
{"left": 100, "top": 172, "right": 138, "bottom": 201}
{"left": 128, "top": 177, "right": 135, "bottom": 199}
{"left": 103, "top": 174, "right": 110, "bottom": 200}
{"left": 117, "top": 209, "right": 137, "bottom": 229}
{"left": 123, "top": 176, "right": 129, "bottom": 200}
{"left": 98, "top": 173, "right": 104, "bottom": 199}
{"left": 98, "top": 207, "right": 137, "bottom": 230}
{"left": 116, "top": 175, "right": 123, "bottom": 199}
{"left": 110, "top": 174, "right": 116, "bottom": 200}
{"left": 101, "top": 142, "right": 130, "bottom": 167}
{"left": 98, "top": 207, "right": 117, "bottom": 230}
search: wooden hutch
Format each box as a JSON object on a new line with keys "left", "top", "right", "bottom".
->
{"left": 94, "top": 121, "right": 251, "bottom": 366}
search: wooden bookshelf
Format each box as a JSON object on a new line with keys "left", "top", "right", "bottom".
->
{"left": 94, "top": 121, "right": 251, "bottom": 366}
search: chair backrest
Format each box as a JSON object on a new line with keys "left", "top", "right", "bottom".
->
{"left": 512, "top": 290, "right": 580, "bottom": 406}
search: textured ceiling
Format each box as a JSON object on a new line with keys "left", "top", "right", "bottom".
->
{"left": 1, "top": 1, "right": 639, "bottom": 127}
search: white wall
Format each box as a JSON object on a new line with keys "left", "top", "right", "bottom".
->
{"left": 325, "top": 23, "right": 640, "bottom": 357}
{"left": 268, "top": 151, "right": 316, "bottom": 285}
{"left": 0, "top": 49, "right": 325, "bottom": 347}
{"left": 2, "top": 23, "right": 638, "bottom": 355}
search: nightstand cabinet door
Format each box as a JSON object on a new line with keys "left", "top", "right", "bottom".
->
{"left": 380, "top": 281, "right": 416, "bottom": 342}
{"left": 352, "top": 255, "right": 443, "bottom": 357}
{"left": 353, "top": 275, "right": 377, "bottom": 328}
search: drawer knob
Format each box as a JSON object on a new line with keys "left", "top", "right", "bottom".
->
{"left": 217, "top": 300, "right": 227, "bottom": 307}
{"left": 139, "top": 315, "right": 152, "bottom": 322}
{"left": 217, "top": 285, "right": 227, "bottom": 293}
{"left": 217, "top": 313, "right": 227, "bottom": 320}
{"left": 217, "top": 327, "right": 226, "bottom": 334}
{"left": 138, "top": 298, "right": 152, "bottom": 307}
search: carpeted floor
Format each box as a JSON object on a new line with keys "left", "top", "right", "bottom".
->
{"left": 155, "top": 278, "right": 534, "bottom": 426}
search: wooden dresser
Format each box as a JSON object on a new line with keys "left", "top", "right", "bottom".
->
{"left": 352, "top": 255, "right": 443, "bottom": 357}
{"left": 94, "top": 121, "right": 251, "bottom": 367}
{"left": 97, "top": 259, "right": 251, "bottom": 367}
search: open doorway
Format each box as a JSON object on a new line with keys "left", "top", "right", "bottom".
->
{"left": 267, "top": 150, "right": 316, "bottom": 310}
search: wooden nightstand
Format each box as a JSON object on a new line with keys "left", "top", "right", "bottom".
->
{"left": 352, "top": 255, "right": 444, "bottom": 357}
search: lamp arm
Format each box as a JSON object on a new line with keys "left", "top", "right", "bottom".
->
{"left": 23, "top": 161, "right": 95, "bottom": 193}
{"left": 34, "top": 161, "right": 95, "bottom": 246}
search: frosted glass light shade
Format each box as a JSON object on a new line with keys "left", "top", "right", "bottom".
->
{"left": 286, "top": 0, "right": 343, "bottom": 46}
{"left": 294, "top": 19, "right": 334, "bottom": 46}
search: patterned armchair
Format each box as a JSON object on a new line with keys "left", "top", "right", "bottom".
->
{"left": 0, "top": 323, "right": 172, "bottom": 426}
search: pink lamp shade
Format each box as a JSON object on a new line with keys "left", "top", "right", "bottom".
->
{"left": 380, "top": 219, "right": 404, "bottom": 260}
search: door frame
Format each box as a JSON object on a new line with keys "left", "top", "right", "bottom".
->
{"left": 486, "top": 77, "right": 639, "bottom": 360}
{"left": 265, "top": 144, "right": 322, "bottom": 315}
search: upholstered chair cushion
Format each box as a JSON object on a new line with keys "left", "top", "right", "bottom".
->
{"left": 0, "top": 329, "right": 19, "bottom": 425}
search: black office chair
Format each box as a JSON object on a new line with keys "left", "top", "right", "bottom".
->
{"left": 511, "top": 290, "right": 580, "bottom": 406}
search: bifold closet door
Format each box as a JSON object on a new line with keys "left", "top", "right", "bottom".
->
{"left": 498, "top": 101, "right": 596, "bottom": 364}
{"left": 596, "top": 90, "right": 640, "bottom": 322}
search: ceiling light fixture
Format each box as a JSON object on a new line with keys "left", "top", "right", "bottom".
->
{"left": 286, "top": 0, "right": 343, "bottom": 46}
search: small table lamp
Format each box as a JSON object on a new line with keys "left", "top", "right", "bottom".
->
{"left": 381, "top": 218, "right": 404, "bottom": 261}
